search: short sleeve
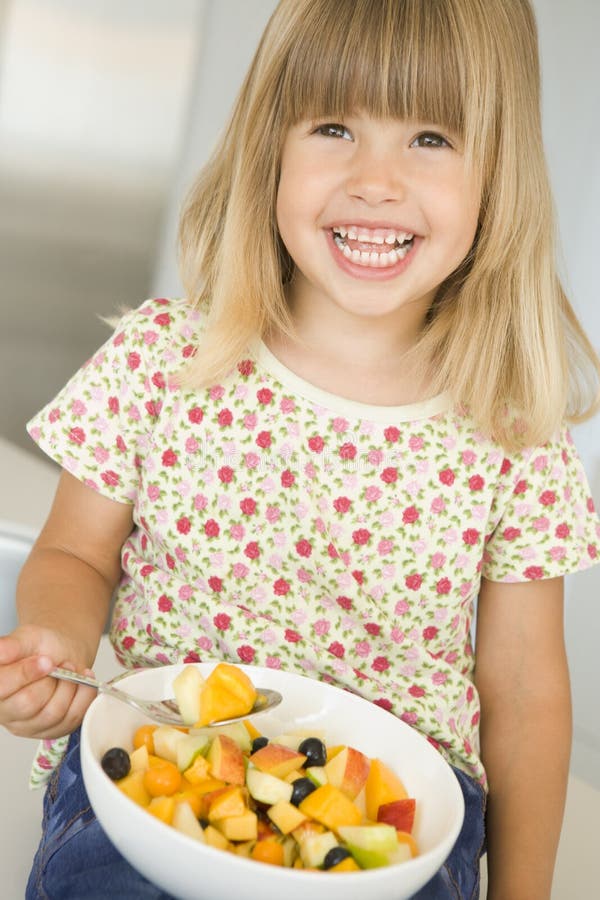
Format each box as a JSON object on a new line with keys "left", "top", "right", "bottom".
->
{"left": 482, "top": 427, "right": 600, "bottom": 582}
{"left": 26, "top": 304, "right": 166, "bottom": 503}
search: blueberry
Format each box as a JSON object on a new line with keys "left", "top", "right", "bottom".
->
{"left": 298, "top": 737, "right": 327, "bottom": 768}
{"left": 290, "top": 777, "right": 317, "bottom": 806}
{"left": 101, "top": 747, "right": 131, "bottom": 781}
{"left": 322, "top": 846, "right": 352, "bottom": 869}
{"left": 251, "top": 736, "right": 269, "bottom": 753}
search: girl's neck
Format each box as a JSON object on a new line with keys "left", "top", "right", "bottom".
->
{"left": 266, "top": 290, "right": 433, "bottom": 407}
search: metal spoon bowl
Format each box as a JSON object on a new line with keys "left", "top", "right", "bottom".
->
{"left": 51, "top": 666, "right": 282, "bottom": 727}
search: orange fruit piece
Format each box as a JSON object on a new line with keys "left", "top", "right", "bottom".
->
{"left": 251, "top": 839, "right": 285, "bottom": 866}
{"left": 143, "top": 760, "right": 182, "bottom": 797}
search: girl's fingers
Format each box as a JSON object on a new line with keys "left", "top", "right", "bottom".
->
{"left": 0, "top": 654, "right": 55, "bottom": 703}
{"left": 5, "top": 676, "right": 95, "bottom": 739}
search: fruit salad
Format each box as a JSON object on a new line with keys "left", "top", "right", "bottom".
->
{"left": 101, "top": 667, "right": 419, "bottom": 872}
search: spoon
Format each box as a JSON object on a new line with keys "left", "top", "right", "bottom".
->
{"left": 51, "top": 667, "right": 282, "bottom": 727}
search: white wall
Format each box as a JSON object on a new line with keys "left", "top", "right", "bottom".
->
{"left": 152, "top": 0, "right": 600, "bottom": 786}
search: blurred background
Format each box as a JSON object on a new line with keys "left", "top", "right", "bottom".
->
{"left": 0, "top": 0, "right": 598, "bottom": 892}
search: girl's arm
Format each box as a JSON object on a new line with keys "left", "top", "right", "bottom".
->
{"left": 475, "top": 575, "right": 571, "bottom": 900}
{"left": 0, "top": 471, "right": 133, "bottom": 738}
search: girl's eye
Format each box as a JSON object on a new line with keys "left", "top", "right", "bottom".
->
{"left": 411, "top": 132, "right": 451, "bottom": 149}
{"left": 313, "top": 123, "right": 352, "bottom": 140}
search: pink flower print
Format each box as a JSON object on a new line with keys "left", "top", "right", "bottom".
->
{"left": 332, "top": 417, "right": 349, "bottom": 433}
{"left": 352, "top": 528, "right": 371, "bottom": 545}
{"left": 188, "top": 405, "right": 203, "bottom": 424}
{"left": 101, "top": 470, "right": 120, "bottom": 487}
{"left": 115, "top": 435, "right": 127, "bottom": 454}
{"left": 372, "top": 656, "right": 390, "bottom": 672}
{"left": 71, "top": 399, "right": 87, "bottom": 417}
{"left": 243, "top": 540, "right": 259, "bottom": 558}
{"left": 382, "top": 563, "right": 396, "bottom": 580}
{"left": 204, "top": 519, "right": 220, "bottom": 537}
{"left": 244, "top": 452, "right": 259, "bottom": 470}
{"left": 402, "top": 506, "right": 419, "bottom": 524}
{"left": 502, "top": 526, "right": 521, "bottom": 541}
{"left": 210, "top": 385, "right": 225, "bottom": 401}
{"left": 257, "top": 387, "right": 273, "bottom": 405}
{"left": 94, "top": 445, "right": 109, "bottom": 464}
{"left": 266, "top": 656, "right": 282, "bottom": 669}
{"left": 197, "top": 636, "right": 212, "bottom": 652}
{"left": 281, "top": 469, "right": 295, "bottom": 487}
{"left": 328, "top": 641, "right": 345, "bottom": 658}
{"left": 194, "top": 493, "right": 208, "bottom": 511}
{"left": 295, "top": 539, "right": 312, "bottom": 557}
{"left": 462, "top": 528, "right": 480, "bottom": 545}
{"left": 395, "top": 599, "right": 410, "bottom": 616}
{"left": 313, "top": 619, "right": 330, "bottom": 636}
{"left": 436, "top": 577, "right": 452, "bottom": 594}
{"left": 304, "top": 462, "right": 317, "bottom": 480}
{"left": 218, "top": 465, "right": 234, "bottom": 484}
{"left": 233, "top": 563, "right": 249, "bottom": 578}
{"left": 469, "top": 474, "right": 485, "bottom": 491}
{"left": 236, "top": 645, "right": 255, "bottom": 663}
{"left": 534, "top": 454, "right": 548, "bottom": 471}
{"left": 208, "top": 576, "right": 223, "bottom": 592}
{"left": 240, "top": 497, "right": 257, "bottom": 515}
{"left": 409, "top": 684, "right": 425, "bottom": 697}
{"left": 243, "top": 413, "right": 257, "bottom": 430}
{"left": 520, "top": 546, "right": 537, "bottom": 560}
{"left": 439, "top": 467, "right": 455, "bottom": 485}
{"left": 355, "top": 641, "right": 371, "bottom": 657}
{"left": 427, "top": 496, "right": 444, "bottom": 515}
{"left": 214, "top": 613, "right": 231, "bottom": 630}
{"left": 404, "top": 573, "right": 422, "bottom": 591}
{"left": 513, "top": 479, "right": 528, "bottom": 495}
{"left": 217, "top": 408, "right": 233, "bottom": 427}
{"left": 443, "top": 528, "right": 458, "bottom": 545}
{"left": 280, "top": 397, "right": 295, "bottom": 413}
{"left": 333, "top": 496, "right": 352, "bottom": 514}
{"left": 365, "top": 485, "right": 382, "bottom": 503}
{"left": 587, "top": 496, "right": 596, "bottom": 514}
{"left": 432, "top": 671, "right": 448, "bottom": 686}
{"left": 381, "top": 467, "right": 398, "bottom": 483}
{"left": 379, "top": 510, "right": 394, "bottom": 528}
{"left": 185, "top": 436, "right": 199, "bottom": 454}
{"left": 339, "top": 442, "right": 357, "bottom": 460}
{"left": 176, "top": 516, "right": 191, "bottom": 535}
{"left": 391, "top": 626, "right": 405, "bottom": 643}
{"left": 266, "top": 505, "right": 280, "bottom": 523}
{"left": 337, "top": 596, "right": 352, "bottom": 610}
{"left": 297, "top": 567, "right": 312, "bottom": 583}
{"left": 238, "top": 359, "right": 254, "bottom": 376}
{"left": 532, "top": 516, "right": 550, "bottom": 532}
{"left": 431, "top": 552, "right": 446, "bottom": 569}
{"left": 460, "top": 580, "right": 473, "bottom": 598}
{"left": 48, "top": 407, "right": 61, "bottom": 423}
{"left": 384, "top": 426, "right": 400, "bottom": 442}
{"left": 524, "top": 565, "right": 544, "bottom": 579}
{"left": 589, "top": 544, "right": 598, "bottom": 559}
{"left": 147, "top": 484, "right": 160, "bottom": 501}
{"left": 378, "top": 539, "right": 394, "bottom": 556}
{"left": 550, "top": 546, "right": 566, "bottom": 561}
{"left": 539, "top": 490, "right": 556, "bottom": 506}
{"left": 174, "top": 545, "right": 187, "bottom": 562}
{"left": 256, "top": 430, "right": 271, "bottom": 449}
{"left": 285, "top": 628, "right": 302, "bottom": 643}
{"left": 162, "top": 449, "right": 177, "bottom": 467}
{"left": 409, "top": 435, "right": 424, "bottom": 451}
{"left": 401, "top": 711, "right": 418, "bottom": 726}
{"left": 290, "top": 608, "right": 308, "bottom": 626}
{"left": 143, "top": 330, "right": 158, "bottom": 345}
{"left": 158, "top": 595, "right": 172, "bottom": 612}
{"left": 368, "top": 449, "right": 384, "bottom": 466}
{"left": 462, "top": 450, "right": 477, "bottom": 466}
{"left": 273, "top": 578, "right": 290, "bottom": 595}
{"left": 555, "top": 523, "right": 570, "bottom": 539}
{"left": 423, "top": 626, "right": 439, "bottom": 642}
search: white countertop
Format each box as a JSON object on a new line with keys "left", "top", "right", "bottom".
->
{"left": 0, "top": 436, "right": 60, "bottom": 531}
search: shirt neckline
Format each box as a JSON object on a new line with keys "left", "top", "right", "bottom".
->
{"left": 253, "top": 339, "right": 452, "bottom": 424}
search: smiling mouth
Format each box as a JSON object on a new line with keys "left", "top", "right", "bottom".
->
{"left": 331, "top": 225, "right": 416, "bottom": 268}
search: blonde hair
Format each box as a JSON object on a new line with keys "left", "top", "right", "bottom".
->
{"left": 178, "top": 0, "right": 599, "bottom": 450}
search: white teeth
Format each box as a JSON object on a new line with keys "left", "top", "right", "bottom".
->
{"left": 332, "top": 228, "right": 414, "bottom": 268}
{"left": 351, "top": 249, "right": 361, "bottom": 262}
{"left": 372, "top": 234, "right": 385, "bottom": 244}
{"left": 347, "top": 227, "right": 358, "bottom": 240}
{"left": 384, "top": 234, "right": 396, "bottom": 245}
{"left": 342, "top": 244, "right": 352, "bottom": 259}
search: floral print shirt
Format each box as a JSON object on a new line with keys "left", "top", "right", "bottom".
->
{"left": 27, "top": 298, "right": 600, "bottom": 788}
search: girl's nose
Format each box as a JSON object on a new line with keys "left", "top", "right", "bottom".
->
{"left": 345, "top": 144, "right": 406, "bottom": 206}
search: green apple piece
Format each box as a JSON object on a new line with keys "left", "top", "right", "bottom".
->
{"left": 299, "top": 830, "right": 338, "bottom": 868}
{"left": 176, "top": 734, "right": 211, "bottom": 772}
{"left": 152, "top": 725, "right": 188, "bottom": 763}
{"left": 129, "top": 744, "right": 149, "bottom": 773}
{"left": 190, "top": 722, "right": 251, "bottom": 753}
{"left": 172, "top": 665, "right": 205, "bottom": 725}
{"left": 281, "top": 835, "right": 298, "bottom": 868}
{"left": 305, "top": 766, "right": 328, "bottom": 787}
{"left": 172, "top": 800, "right": 206, "bottom": 842}
{"left": 245, "top": 767, "right": 293, "bottom": 804}
{"left": 389, "top": 843, "right": 412, "bottom": 866}
{"left": 338, "top": 824, "right": 399, "bottom": 869}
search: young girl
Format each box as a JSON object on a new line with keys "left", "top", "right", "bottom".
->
{"left": 1, "top": 1, "right": 598, "bottom": 897}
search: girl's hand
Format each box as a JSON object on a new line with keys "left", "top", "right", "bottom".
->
{"left": 0, "top": 625, "right": 97, "bottom": 738}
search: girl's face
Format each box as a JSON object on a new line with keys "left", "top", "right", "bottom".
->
{"left": 276, "top": 114, "right": 481, "bottom": 332}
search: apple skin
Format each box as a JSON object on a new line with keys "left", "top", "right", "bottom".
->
{"left": 364, "top": 758, "right": 408, "bottom": 820}
{"left": 172, "top": 665, "right": 205, "bottom": 725}
{"left": 249, "top": 742, "right": 307, "bottom": 778}
{"left": 245, "top": 767, "right": 294, "bottom": 805}
{"left": 338, "top": 823, "right": 399, "bottom": 869}
{"left": 324, "top": 746, "right": 370, "bottom": 799}
{"left": 207, "top": 734, "right": 246, "bottom": 785}
{"left": 376, "top": 798, "right": 416, "bottom": 834}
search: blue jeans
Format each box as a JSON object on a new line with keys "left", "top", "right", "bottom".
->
{"left": 27, "top": 728, "right": 486, "bottom": 899}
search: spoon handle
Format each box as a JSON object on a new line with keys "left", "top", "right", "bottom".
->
{"left": 51, "top": 667, "right": 101, "bottom": 690}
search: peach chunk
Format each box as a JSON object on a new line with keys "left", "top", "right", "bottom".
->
{"left": 324, "top": 746, "right": 371, "bottom": 799}
{"left": 207, "top": 733, "right": 246, "bottom": 785}
{"left": 365, "top": 758, "right": 408, "bottom": 821}
{"left": 298, "top": 784, "right": 362, "bottom": 831}
{"left": 248, "top": 743, "right": 307, "bottom": 778}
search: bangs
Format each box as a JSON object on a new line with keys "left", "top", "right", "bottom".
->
{"left": 277, "top": 0, "right": 479, "bottom": 143}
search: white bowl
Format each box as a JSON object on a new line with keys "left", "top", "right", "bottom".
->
{"left": 81, "top": 663, "right": 464, "bottom": 900}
